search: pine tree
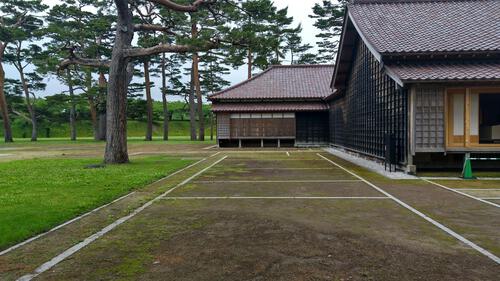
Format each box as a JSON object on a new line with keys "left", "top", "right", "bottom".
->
{"left": 0, "top": 0, "right": 46, "bottom": 142}
{"left": 5, "top": 17, "right": 47, "bottom": 141}
{"left": 45, "top": 0, "right": 112, "bottom": 141}
{"left": 285, "top": 24, "right": 313, "bottom": 64}
{"left": 161, "top": 53, "right": 186, "bottom": 140}
{"left": 309, "top": 0, "right": 348, "bottom": 63}
{"left": 60, "top": 0, "right": 242, "bottom": 163}
{"left": 227, "top": 0, "right": 277, "bottom": 77}
{"left": 199, "top": 50, "right": 230, "bottom": 140}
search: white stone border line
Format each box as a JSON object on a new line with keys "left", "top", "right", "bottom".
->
{"left": 203, "top": 145, "right": 218, "bottom": 150}
{"left": 162, "top": 196, "right": 390, "bottom": 200}
{"left": 248, "top": 167, "right": 335, "bottom": 170}
{"left": 317, "top": 153, "right": 500, "bottom": 265}
{"left": 454, "top": 188, "right": 500, "bottom": 191}
{"left": 193, "top": 180, "right": 363, "bottom": 183}
{"left": 16, "top": 154, "right": 227, "bottom": 281}
{"left": 1, "top": 151, "right": 221, "bottom": 257}
{"left": 423, "top": 179, "right": 500, "bottom": 208}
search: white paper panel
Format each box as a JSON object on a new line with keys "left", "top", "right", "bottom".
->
{"left": 453, "top": 94, "right": 464, "bottom": 136}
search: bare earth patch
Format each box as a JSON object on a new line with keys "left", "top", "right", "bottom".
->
{"left": 36, "top": 200, "right": 499, "bottom": 281}
{"left": 2, "top": 150, "right": 499, "bottom": 280}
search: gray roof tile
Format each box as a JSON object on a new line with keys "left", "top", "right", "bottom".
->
{"left": 349, "top": 0, "right": 500, "bottom": 54}
{"left": 386, "top": 61, "right": 500, "bottom": 82}
{"left": 209, "top": 65, "right": 335, "bottom": 100}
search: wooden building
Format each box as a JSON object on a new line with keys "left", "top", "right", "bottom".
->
{"left": 211, "top": 0, "right": 500, "bottom": 171}
{"left": 328, "top": 0, "right": 500, "bottom": 171}
{"left": 209, "top": 65, "right": 334, "bottom": 148}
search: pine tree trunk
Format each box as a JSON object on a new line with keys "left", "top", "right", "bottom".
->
{"left": 19, "top": 69, "right": 37, "bottom": 141}
{"left": 104, "top": 0, "right": 134, "bottom": 164}
{"left": 0, "top": 46, "right": 13, "bottom": 142}
{"left": 66, "top": 69, "right": 77, "bottom": 141}
{"left": 188, "top": 66, "right": 197, "bottom": 141}
{"left": 161, "top": 53, "right": 168, "bottom": 141}
{"left": 191, "top": 21, "right": 204, "bottom": 141}
{"left": 88, "top": 97, "right": 99, "bottom": 140}
{"left": 98, "top": 112, "right": 106, "bottom": 141}
{"left": 85, "top": 70, "right": 99, "bottom": 140}
{"left": 247, "top": 48, "right": 252, "bottom": 79}
{"left": 143, "top": 59, "right": 153, "bottom": 141}
{"left": 97, "top": 72, "right": 107, "bottom": 141}
{"left": 193, "top": 53, "right": 204, "bottom": 141}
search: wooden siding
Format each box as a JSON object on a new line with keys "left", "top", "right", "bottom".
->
{"left": 216, "top": 113, "right": 230, "bottom": 139}
{"left": 230, "top": 118, "right": 295, "bottom": 138}
{"left": 414, "top": 87, "right": 445, "bottom": 152}
{"left": 329, "top": 39, "right": 408, "bottom": 164}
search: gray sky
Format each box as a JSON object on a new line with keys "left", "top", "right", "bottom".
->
{"left": 4, "top": 0, "right": 325, "bottom": 101}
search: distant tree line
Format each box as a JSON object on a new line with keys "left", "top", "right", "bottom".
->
{"left": 0, "top": 0, "right": 346, "bottom": 163}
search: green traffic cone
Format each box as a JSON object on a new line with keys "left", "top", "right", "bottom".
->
{"left": 462, "top": 158, "right": 475, "bottom": 179}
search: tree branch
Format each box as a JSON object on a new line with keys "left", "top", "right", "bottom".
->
{"left": 148, "top": 0, "right": 213, "bottom": 12}
{"left": 11, "top": 108, "right": 32, "bottom": 123}
{"left": 59, "top": 57, "right": 110, "bottom": 71}
{"left": 13, "top": 13, "right": 27, "bottom": 29}
{"left": 123, "top": 41, "right": 218, "bottom": 58}
{"left": 133, "top": 24, "right": 177, "bottom": 35}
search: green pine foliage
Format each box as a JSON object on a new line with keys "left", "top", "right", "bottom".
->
{"left": 309, "top": 0, "right": 347, "bottom": 63}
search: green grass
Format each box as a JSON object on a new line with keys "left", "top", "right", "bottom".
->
{"left": 0, "top": 120, "right": 214, "bottom": 139}
{"left": 0, "top": 156, "right": 194, "bottom": 250}
{"left": 0, "top": 136, "right": 216, "bottom": 147}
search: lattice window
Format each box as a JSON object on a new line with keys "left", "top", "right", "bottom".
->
{"left": 329, "top": 40, "right": 408, "bottom": 164}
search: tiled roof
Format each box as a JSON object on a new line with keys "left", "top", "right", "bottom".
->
{"left": 386, "top": 61, "right": 500, "bottom": 82}
{"left": 349, "top": 0, "right": 500, "bottom": 54}
{"left": 209, "top": 65, "right": 335, "bottom": 100}
{"left": 211, "top": 102, "right": 329, "bottom": 112}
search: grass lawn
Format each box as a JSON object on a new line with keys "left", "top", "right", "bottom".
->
{"left": 0, "top": 136, "right": 216, "bottom": 147}
{"left": 0, "top": 120, "right": 214, "bottom": 139}
{"left": 0, "top": 156, "right": 194, "bottom": 250}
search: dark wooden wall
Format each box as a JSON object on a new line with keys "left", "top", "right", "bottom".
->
{"left": 296, "top": 112, "right": 329, "bottom": 144}
{"left": 329, "top": 39, "right": 408, "bottom": 164}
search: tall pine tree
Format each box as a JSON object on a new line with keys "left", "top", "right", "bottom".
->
{"left": 0, "top": 0, "right": 46, "bottom": 142}
{"left": 309, "top": 0, "right": 347, "bottom": 63}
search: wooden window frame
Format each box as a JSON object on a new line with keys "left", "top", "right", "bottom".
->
{"left": 445, "top": 87, "right": 500, "bottom": 149}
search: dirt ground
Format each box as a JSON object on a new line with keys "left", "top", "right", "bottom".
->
{"left": 1, "top": 147, "right": 499, "bottom": 280}
{"left": 0, "top": 141, "right": 214, "bottom": 162}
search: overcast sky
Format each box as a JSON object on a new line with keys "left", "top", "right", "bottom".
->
{"left": 4, "top": 0, "right": 325, "bottom": 101}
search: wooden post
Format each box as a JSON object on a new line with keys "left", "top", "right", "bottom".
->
{"left": 444, "top": 89, "right": 449, "bottom": 148}
{"left": 261, "top": 139, "right": 264, "bottom": 148}
{"left": 278, "top": 139, "right": 281, "bottom": 148}
{"left": 239, "top": 139, "right": 242, "bottom": 148}
{"left": 465, "top": 88, "right": 471, "bottom": 148}
{"left": 407, "top": 87, "right": 415, "bottom": 174}
{"left": 210, "top": 112, "right": 214, "bottom": 141}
